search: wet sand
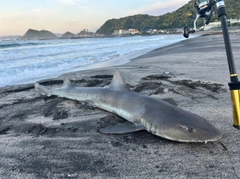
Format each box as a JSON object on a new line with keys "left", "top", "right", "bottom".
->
{"left": 1, "top": 34, "right": 240, "bottom": 178}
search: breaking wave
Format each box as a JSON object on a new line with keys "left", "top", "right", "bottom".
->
{"left": 0, "top": 34, "right": 193, "bottom": 87}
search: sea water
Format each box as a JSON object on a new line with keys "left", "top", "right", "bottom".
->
{"left": 0, "top": 35, "right": 189, "bottom": 87}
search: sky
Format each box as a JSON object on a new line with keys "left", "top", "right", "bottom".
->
{"left": 0, "top": 0, "right": 190, "bottom": 36}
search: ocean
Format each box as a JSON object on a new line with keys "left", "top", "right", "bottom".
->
{"left": 0, "top": 34, "right": 190, "bottom": 87}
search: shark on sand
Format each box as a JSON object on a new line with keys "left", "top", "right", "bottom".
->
{"left": 35, "top": 70, "right": 222, "bottom": 143}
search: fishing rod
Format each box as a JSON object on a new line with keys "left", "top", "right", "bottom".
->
{"left": 183, "top": 0, "right": 240, "bottom": 130}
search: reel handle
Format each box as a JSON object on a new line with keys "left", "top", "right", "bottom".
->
{"left": 183, "top": 26, "right": 196, "bottom": 38}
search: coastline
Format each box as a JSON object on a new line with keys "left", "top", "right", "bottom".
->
{"left": 1, "top": 34, "right": 240, "bottom": 178}
{"left": 0, "top": 34, "right": 186, "bottom": 88}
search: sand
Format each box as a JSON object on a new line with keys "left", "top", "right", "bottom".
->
{"left": 1, "top": 34, "right": 240, "bottom": 178}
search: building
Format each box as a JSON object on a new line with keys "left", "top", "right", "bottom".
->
{"left": 129, "top": 29, "right": 140, "bottom": 34}
{"left": 113, "top": 29, "right": 140, "bottom": 36}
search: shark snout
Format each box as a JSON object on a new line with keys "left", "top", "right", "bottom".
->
{"left": 170, "top": 123, "right": 222, "bottom": 143}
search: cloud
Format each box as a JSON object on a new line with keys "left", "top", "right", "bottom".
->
{"left": 126, "top": 0, "right": 189, "bottom": 16}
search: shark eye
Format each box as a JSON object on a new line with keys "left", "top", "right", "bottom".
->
{"left": 180, "top": 125, "right": 195, "bottom": 133}
{"left": 188, "top": 127, "right": 194, "bottom": 133}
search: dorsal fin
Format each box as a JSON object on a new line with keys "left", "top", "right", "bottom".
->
{"left": 110, "top": 70, "right": 130, "bottom": 91}
{"left": 62, "top": 76, "right": 73, "bottom": 88}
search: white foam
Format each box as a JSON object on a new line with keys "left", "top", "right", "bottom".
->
{"left": 0, "top": 34, "right": 193, "bottom": 87}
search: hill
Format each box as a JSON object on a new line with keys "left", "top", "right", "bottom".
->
{"left": 18, "top": 29, "right": 58, "bottom": 40}
{"left": 61, "top": 31, "right": 76, "bottom": 38}
{"left": 96, "top": 0, "right": 240, "bottom": 35}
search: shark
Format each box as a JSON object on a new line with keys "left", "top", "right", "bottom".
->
{"left": 35, "top": 70, "right": 222, "bottom": 143}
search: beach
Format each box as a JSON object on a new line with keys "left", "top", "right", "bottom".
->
{"left": 0, "top": 34, "right": 240, "bottom": 178}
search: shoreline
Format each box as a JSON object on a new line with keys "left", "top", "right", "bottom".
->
{"left": 0, "top": 34, "right": 188, "bottom": 88}
{"left": 1, "top": 30, "right": 236, "bottom": 89}
{"left": 1, "top": 33, "right": 240, "bottom": 178}
{"left": 0, "top": 31, "right": 227, "bottom": 91}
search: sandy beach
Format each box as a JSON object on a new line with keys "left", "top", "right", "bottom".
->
{"left": 1, "top": 33, "right": 240, "bottom": 178}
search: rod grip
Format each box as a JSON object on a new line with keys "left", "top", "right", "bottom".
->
{"left": 230, "top": 90, "right": 240, "bottom": 129}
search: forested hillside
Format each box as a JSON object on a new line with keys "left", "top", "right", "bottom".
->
{"left": 96, "top": 0, "right": 240, "bottom": 35}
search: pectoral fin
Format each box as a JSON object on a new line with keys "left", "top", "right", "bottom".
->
{"left": 99, "top": 121, "right": 145, "bottom": 134}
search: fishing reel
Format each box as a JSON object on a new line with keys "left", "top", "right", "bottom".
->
{"left": 183, "top": 0, "right": 216, "bottom": 38}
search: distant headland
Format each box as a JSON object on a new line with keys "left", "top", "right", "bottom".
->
{"left": 16, "top": 27, "right": 184, "bottom": 40}
{"left": 17, "top": 29, "right": 58, "bottom": 40}
{"left": 16, "top": 28, "right": 98, "bottom": 40}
